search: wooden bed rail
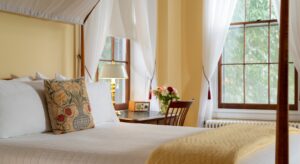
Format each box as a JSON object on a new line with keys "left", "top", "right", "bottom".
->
{"left": 276, "top": 0, "right": 289, "bottom": 163}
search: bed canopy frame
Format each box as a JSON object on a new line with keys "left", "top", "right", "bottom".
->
{"left": 0, "top": 0, "right": 291, "bottom": 163}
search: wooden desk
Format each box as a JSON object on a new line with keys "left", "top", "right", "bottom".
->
{"left": 118, "top": 110, "right": 167, "bottom": 124}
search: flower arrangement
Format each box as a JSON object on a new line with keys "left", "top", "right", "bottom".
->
{"left": 153, "top": 86, "right": 180, "bottom": 113}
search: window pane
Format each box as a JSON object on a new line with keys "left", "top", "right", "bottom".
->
{"left": 271, "top": 2, "right": 277, "bottom": 20}
{"left": 245, "top": 25, "right": 268, "bottom": 63}
{"left": 270, "top": 25, "right": 279, "bottom": 63}
{"left": 101, "top": 37, "right": 112, "bottom": 60}
{"left": 270, "top": 25, "right": 293, "bottom": 63}
{"left": 231, "top": 0, "right": 245, "bottom": 22}
{"left": 222, "top": 65, "right": 244, "bottom": 103}
{"left": 246, "top": 0, "right": 270, "bottom": 21}
{"left": 223, "top": 27, "right": 244, "bottom": 64}
{"left": 270, "top": 64, "right": 278, "bottom": 104}
{"left": 245, "top": 65, "right": 268, "bottom": 103}
{"left": 115, "top": 79, "right": 126, "bottom": 104}
{"left": 289, "top": 64, "right": 295, "bottom": 104}
{"left": 114, "top": 38, "right": 127, "bottom": 61}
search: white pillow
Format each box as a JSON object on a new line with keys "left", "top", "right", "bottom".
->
{"left": 55, "top": 73, "right": 70, "bottom": 81}
{"left": 25, "top": 81, "right": 51, "bottom": 131}
{"left": 0, "top": 81, "right": 49, "bottom": 138}
{"left": 35, "top": 72, "right": 49, "bottom": 80}
{"left": 86, "top": 82, "right": 119, "bottom": 126}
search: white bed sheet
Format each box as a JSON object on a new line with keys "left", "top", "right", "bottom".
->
{"left": 0, "top": 123, "right": 299, "bottom": 164}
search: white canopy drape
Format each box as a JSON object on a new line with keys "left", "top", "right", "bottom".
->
{"left": 84, "top": 0, "right": 113, "bottom": 81}
{"left": 131, "top": 0, "right": 158, "bottom": 110}
{"left": 85, "top": 0, "right": 135, "bottom": 81}
{"left": 0, "top": 0, "right": 100, "bottom": 24}
{"left": 108, "top": 0, "right": 134, "bottom": 39}
{"left": 198, "top": 0, "right": 237, "bottom": 127}
{"left": 272, "top": 0, "right": 300, "bottom": 72}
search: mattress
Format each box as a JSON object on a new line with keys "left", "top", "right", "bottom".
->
{"left": 0, "top": 123, "right": 299, "bottom": 164}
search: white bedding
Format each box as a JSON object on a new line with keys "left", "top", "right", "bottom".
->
{"left": 0, "top": 123, "right": 299, "bottom": 164}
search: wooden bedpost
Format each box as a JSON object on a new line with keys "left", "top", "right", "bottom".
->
{"left": 276, "top": 0, "right": 289, "bottom": 163}
{"left": 80, "top": 25, "right": 85, "bottom": 77}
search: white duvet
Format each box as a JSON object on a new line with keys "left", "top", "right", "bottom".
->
{"left": 0, "top": 123, "right": 299, "bottom": 164}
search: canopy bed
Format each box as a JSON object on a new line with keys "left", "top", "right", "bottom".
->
{"left": 0, "top": 0, "right": 296, "bottom": 164}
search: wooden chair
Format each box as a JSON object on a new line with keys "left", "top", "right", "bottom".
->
{"left": 164, "top": 100, "right": 194, "bottom": 126}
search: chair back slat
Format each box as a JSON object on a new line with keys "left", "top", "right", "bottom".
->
{"left": 164, "top": 100, "right": 194, "bottom": 126}
{"left": 173, "top": 108, "right": 180, "bottom": 125}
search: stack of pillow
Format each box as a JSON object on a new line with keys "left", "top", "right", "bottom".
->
{"left": 0, "top": 72, "right": 119, "bottom": 138}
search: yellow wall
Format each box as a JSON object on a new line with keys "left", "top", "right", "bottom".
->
{"left": 0, "top": 12, "right": 76, "bottom": 79}
{"left": 157, "top": 0, "right": 203, "bottom": 126}
{"left": 157, "top": 0, "right": 183, "bottom": 94}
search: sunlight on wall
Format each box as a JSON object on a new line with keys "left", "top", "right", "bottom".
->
{"left": 157, "top": 0, "right": 183, "bottom": 95}
{"left": 157, "top": 0, "right": 203, "bottom": 127}
{"left": 181, "top": 0, "right": 203, "bottom": 127}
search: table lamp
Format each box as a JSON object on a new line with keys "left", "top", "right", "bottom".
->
{"left": 99, "top": 63, "right": 128, "bottom": 104}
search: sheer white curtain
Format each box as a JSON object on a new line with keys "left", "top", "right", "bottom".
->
{"left": 131, "top": 0, "right": 159, "bottom": 110}
{"left": 84, "top": 0, "right": 113, "bottom": 81}
{"left": 84, "top": 0, "right": 158, "bottom": 109}
{"left": 272, "top": 0, "right": 300, "bottom": 72}
{"left": 198, "top": 0, "right": 237, "bottom": 126}
{"left": 108, "top": 0, "right": 134, "bottom": 38}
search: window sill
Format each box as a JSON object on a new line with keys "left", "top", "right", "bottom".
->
{"left": 213, "top": 108, "right": 300, "bottom": 121}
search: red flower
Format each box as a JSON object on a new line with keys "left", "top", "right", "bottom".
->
{"left": 56, "top": 114, "right": 65, "bottom": 122}
{"left": 64, "top": 108, "right": 72, "bottom": 116}
{"left": 167, "top": 87, "right": 174, "bottom": 93}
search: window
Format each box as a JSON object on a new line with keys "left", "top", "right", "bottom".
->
{"left": 218, "top": 0, "right": 298, "bottom": 110}
{"left": 99, "top": 37, "right": 130, "bottom": 110}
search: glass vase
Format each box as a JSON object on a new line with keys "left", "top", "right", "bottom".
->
{"left": 159, "top": 100, "right": 170, "bottom": 114}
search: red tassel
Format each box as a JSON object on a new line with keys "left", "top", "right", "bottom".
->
{"left": 208, "top": 88, "right": 211, "bottom": 100}
{"left": 149, "top": 89, "right": 152, "bottom": 100}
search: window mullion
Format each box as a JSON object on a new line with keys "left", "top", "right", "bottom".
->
{"left": 243, "top": 0, "right": 247, "bottom": 104}
{"left": 243, "top": 24, "right": 246, "bottom": 104}
{"left": 268, "top": 23, "right": 271, "bottom": 104}
{"left": 268, "top": 0, "right": 272, "bottom": 105}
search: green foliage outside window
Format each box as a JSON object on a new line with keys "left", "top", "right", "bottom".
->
{"left": 221, "top": 0, "right": 296, "bottom": 107}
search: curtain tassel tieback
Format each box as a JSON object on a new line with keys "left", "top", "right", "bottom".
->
{"left": 208, "top": 87, "right": 211, "bottom": 100}
{"left": 149, "top": 86, "right": 152, "bottom": 100}
{"left": 203, "top": 66, "right": 211, "bottom": 100}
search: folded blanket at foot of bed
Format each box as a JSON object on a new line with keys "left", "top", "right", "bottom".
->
{"left": 147, "top": 124, "right": 300, "bottom": 164}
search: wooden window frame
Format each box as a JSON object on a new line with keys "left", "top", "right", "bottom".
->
{"left": 218, "top": 0, "right": 298, "bottom": 111}
{"left": 99, "top": 38, "right": 130, "bottom": 110}
{"left": 218, "top": 58, "right": 298, "bottom": 110}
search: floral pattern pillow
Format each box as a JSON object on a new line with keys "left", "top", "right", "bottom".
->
{"left": 44, "top": 78, "right": 94, "bottom": 134}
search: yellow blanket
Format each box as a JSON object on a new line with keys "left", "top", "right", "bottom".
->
{"left": 147, "top": 124, "right": 299, "bottom": 164}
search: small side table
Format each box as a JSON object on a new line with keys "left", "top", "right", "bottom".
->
{"left": 118, "top": 110, "right": 167, "bottom": 125}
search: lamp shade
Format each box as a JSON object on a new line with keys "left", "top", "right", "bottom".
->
{"left": 99, "top": 63, "right": 128, "bottom": 79}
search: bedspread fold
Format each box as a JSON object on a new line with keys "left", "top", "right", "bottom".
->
{"left": 147, "top": 124, "right": 300, "bottom": 164}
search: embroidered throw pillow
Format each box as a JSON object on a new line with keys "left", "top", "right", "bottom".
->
{"left": 44, "top": 78, "right": 94, "bottom": 134}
